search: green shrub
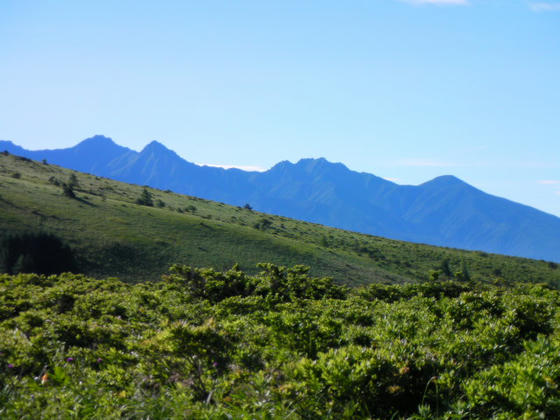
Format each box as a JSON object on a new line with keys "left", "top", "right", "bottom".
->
{"left": 1, "top": 267, "right": 560, "bottom": 418}
{"left": 135, "top": 188, "right": 154, "bottom": 206}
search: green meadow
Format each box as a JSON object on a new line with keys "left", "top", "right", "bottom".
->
{"left": 1, "top": 152, "right": 559, "bottom": 287}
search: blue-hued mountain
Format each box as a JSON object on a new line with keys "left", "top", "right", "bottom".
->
{"left": 2, "top": 135, "right": 559, "bottom": 262}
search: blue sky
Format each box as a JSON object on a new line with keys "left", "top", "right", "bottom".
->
{"left": 1, "top": 0, "right": 559, "bottom": 216}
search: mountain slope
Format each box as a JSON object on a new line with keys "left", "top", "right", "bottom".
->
{"left": 1, "top": 152, "right": 560, "bottom": 286}
{"left": 2, "top": 136, "right": 559, "bottom": 262}
{"left": 0, "top": 135, "right": 135, "bottom": 177}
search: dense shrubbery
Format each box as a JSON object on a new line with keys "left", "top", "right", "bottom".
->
{"left": 166, "top": 263, "right": 347, "bottom": 304}
{"left": 1, "top": 265, "right": 559, "bottom": 418}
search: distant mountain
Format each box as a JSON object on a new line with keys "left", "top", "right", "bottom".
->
{"left": 2, "top": 135, "right": 559, "bottom": 262}
{"left": 0, "top": 136, "right": 135, "bottom": 177}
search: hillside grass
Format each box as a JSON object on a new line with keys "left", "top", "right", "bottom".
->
{"left": 1, "top": 152, "right": 559, "bottom": 287}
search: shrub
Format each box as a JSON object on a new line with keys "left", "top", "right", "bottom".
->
{"left": 1, "top": 266, "right": 560, "bottom": 418}
{"left": 136, "top": 188, "right": 154, "bottom": 206}
{"left": 62, "top": 183, "right": 76, "bottom": 198}
{"left": 254, "top": 218, "right": 273, "bottom": 230}
{"left": 68, "top": 173, "right": 79, "bottom": 187}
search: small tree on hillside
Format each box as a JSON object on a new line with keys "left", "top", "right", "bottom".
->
{"left": 62, "top": 183, "right": 76, "bottom": 198}
{"left": 136, "top": 188, "right": 154, "bottom": 206}
{"left": 455, "top": 260, "right": 471, "bottom": 282}
{"left": 69, "top": 173, "right": 79, "bottom": 188}
{"left": 254, "top": 217, "right": 273, "bottom": 230}
{"left": 60, "top": 174, "right": 78, "bottom": 199}
{"left": 440, "top": 258, "right": 452, "bottom": 278}
{"left": 461, "top": 260, "right": 471, "bottom": 281}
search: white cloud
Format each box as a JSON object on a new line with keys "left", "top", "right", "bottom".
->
{"left": 530, "top": 2, "right": 560, "bottom": 11}
{"left": 537, "top": 180, "right": 560, "bottom": 197}
{"left": 382, "top": 177, "right": 402, "bottom": 183}
{"left": 401, "top": 0, "right": 470, "bottom": 5}
{"left": 197, "top": 163, "right": 267, "bottom": 172}
{"left": 538, "top": 180, "right": 560, "bottom": 185}
{"left": 506, "top": 161, "right": 559, "bottom": 169}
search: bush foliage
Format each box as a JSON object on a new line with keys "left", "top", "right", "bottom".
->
{"left": 1, "top": 264, "right": 560, "bottom": 418}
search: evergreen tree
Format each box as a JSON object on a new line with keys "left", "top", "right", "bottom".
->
{"left": 455, "top": 260, "right": 471, "bottom": 282}
{"left": 69, "top": 173, "right": 79, "bottom": 188}
{"left": 440, "top": 258, "right": 452, "bottom": 277}
{"left": 461, "top": 259, "right": 471, "bottom": 281}
{"left": 62, "top": 183, "right": 76, "bottom": 198}
{"left": 136, "top": 188, "right": 154, "bottom": 206}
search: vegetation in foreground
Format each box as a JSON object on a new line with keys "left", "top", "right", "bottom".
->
{"left": 1, "top": 152, "right": 559, "bottom": 287}
{"left": 1, "top": 265, "right": 559, "bottom": 419}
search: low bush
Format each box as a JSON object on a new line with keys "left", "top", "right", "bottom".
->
{"left": 0, "top": 266, "right": 559, "bottom": 418}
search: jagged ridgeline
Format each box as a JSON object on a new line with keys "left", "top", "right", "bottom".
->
{"left": 0, "top": 151, "right": 559, "bottom": 286}
{"left": 2, "top": 136, "right": 560, "bottom": 263}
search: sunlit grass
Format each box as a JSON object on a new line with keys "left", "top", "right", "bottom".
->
{"left": 1, "top": 152, "right": 559, "bottom": 286}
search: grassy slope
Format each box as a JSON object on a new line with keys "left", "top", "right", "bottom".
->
{"left": 1, "top": 152, "right": 559, "bottom": 286}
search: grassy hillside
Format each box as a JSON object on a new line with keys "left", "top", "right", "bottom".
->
{"left": 1, "top": 152, "right": 559, "bottom": 287}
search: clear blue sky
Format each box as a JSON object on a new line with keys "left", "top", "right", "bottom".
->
{"left": 1, "top": 0, "right": 559, "bottom": 216}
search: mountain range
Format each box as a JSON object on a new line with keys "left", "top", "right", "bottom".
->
{"left": 2, "top": 135, "right": 559, "bottom": 262}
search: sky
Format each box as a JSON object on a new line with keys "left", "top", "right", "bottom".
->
{"left": 1, "top": 0, "right": 559, "bottom": 216}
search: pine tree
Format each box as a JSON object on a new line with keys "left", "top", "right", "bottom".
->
{"left": 62, "top": 183, "right": 76, "bottom": 198}
{"left": 440, "top": 258, "right": 452, "bottom": 277}
{"left": 136, "top": 188, "right": 154, "bottom": 206}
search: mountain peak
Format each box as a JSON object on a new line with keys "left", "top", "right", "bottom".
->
{"left": 422, "top": 175, "right": 468, "bottom": 188}
{"left": 0, "top": 140, "right": 25, "bottom": 154}
{"left": 0, "top": 140, "right": 17, "bottom": 148}
{"left": 295, "top": 157, "right": 328, "bottom": 165}
{"left": 142, "top": 140, "right": 170, "bottom": 152}
{"left": 77, "top": 135, "right": 116, "bottom": 147}
{"left": 140, "top": 140, "right": 182, "bottom": 161}
{"left": 295, "top": 157, "right": 349, "bottom": 172}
